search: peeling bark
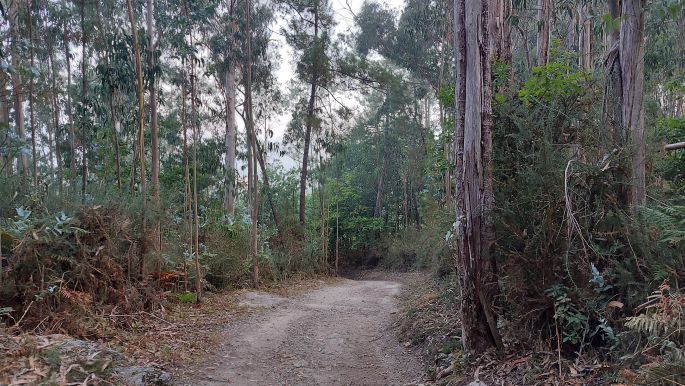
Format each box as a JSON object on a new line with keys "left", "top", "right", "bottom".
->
{"left": 536, "top": 0, "right": 551, "bottom": 66}
{"left": 453, "top": 0, "right": 503, "bottom": 355}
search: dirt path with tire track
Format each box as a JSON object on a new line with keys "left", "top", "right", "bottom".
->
{"left": 190, "top": 279, "right": 424, "bottom": 386}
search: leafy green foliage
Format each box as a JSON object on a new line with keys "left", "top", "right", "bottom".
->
{"left": 546, "top": 284, "right": 589, "bottom": 346}
{"left": 518, "top": 63, "right": 590, "bottom": 106}
{"left": 176, "top": 292, "right": 197, "bottom": 303}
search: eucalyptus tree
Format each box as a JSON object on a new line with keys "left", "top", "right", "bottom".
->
{"left": 604, "top": 0, "right": 647, "bottom": 208}
{"left": 78, "top": 0, "right": 90, "bottom": 201}
{"left": 208, "top": 1, "right": 240, "bottom": 216}
{"left": 95, "top": 23, "right": 135, "bottom": 191}
{"left": 280, "top": 0, "right": 335, "bottom": 227}
{"left": 355, "top": 0, "right": 454, "bottom": 206}
{"left": 147, "top": 0, "right": 161, "bottom": 250}
{"left": 43, "top": 1, "right": 65, "bottom": 194}
{"left": 620, "top": 0, "right": 647, "bottom": 207}
{"left": 158, "top": 0, "right": 221, "bottom": 300}
{"left": 244, "top": 0, "right": 259, "bottom": 287}
{"left": 28, "top": 0, "right": 38, "bottom": 187}
{"left": 1, "top": 71, "right": 10, "bottom": 177}
{"left": 537, "top": 0, "right": 551, "bottom": 66}
{"left": 453, "top": 0, "right": 503, "bottom": 355}
{"left": 8, "top": 0, "right": 29, "bottom": 176}
{"left": 126, "top": 0, "right": 149, "bottom": 276}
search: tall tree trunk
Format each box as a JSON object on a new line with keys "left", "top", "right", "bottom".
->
{"left": 320, "top": 175, "right": 326, "bottom": 269}
{"left": 299, "top": 1, "right": 320, "bottom": 227}
{"left": 453, "top": 0, "right": 503, "bottom": 355}
{"left": 191, "top": 57, "right": 202, "bottom": 301}
{"left": 109, "top": 95, "right": 122, "bottom": 190}
{"left": 604, "top": 0, "right": 624, "bottom": 182}
{"left": 402, "top": 174, "right": 408, "bottom": 228}
{"left": 48, "top": 46, "right": 63, "bottom": 195}
{"left": 620, "top": 0, "right": 647, "bottom": 207}
{"left": 181, "top": 76, "right": 191, "bottom": 293}
{"left": 440, "top": 104, "right": 453, "bottom": 208}
{"left": 9, "top": 0, "right": 29, "bottom": 176}
{"left": 375, "top": 116, "right": 388, "bottom": 217}
{"left": 224, "top": 64, "right": 237, "bottom": 215}
{"left": 581, "top": 3, "right": 592, "bottom": 70}
{"left": 28, "top": 0, "right": 38, "bottom": 187}
{"left": 0, "top": 73, "right": 10, "bottom": 176}
{"left": 374, "top": 154, "right": 387, "bottom": 217}
{"left": 80, "top": 0, "right": 88, "bottom": 202}
{"left": 566, "top": 5, "right": 577, "bottom": 51}
{"left": 127, "top": 0, "right": 148, "bottom": 276}
{"left": 515, "top": 24, "right": 533, "bottom": 73}
{"left": 411, "top": 184, "right": 421, "bottom": 229}
{"left": 147, "top": 0, "right": 161, "bottom": 251}
{"left": 493, "top": 0, "right": 513, "bottom": 75}
{"left": 65, "top": 24, "right": 77, "bottom": 186}
{"left": 604, "top": 0, "right": 646, "bottom": 209}
{"left": 246, "top": 0, "right": 259, "bottom": 287}
{"left": 536, "top": 0, "right": 551, "bottom": 66}
{"left": 335, "top": 198, "right": 339, "bottom": 276}
{"left": 255, "top": 139, "right": 282, "bottom": 232}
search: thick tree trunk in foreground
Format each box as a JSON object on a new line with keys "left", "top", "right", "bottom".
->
{"left": 604, "top": 0, "right": 647, "bottom": 209}
{"left": 453, "top": 0, "right": 503, "bottom": 356}
{"left": 620, "top": 0, "right": 647, "bottom": 207}
{"left": 604, "top": 0, "right": 626, "bottom": 204}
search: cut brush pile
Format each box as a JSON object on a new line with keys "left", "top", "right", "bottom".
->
{"left": 0, "top": 205, "right": 163, "bottom": 338}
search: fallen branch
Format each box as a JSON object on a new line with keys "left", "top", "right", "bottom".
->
{"left": 107, "top": 311, "right": 173, "bottom": 325}
{"left": 664, "top": 141, "right": 685, "bottom": 151}
{"left": 16, "top": 301, "right": 34, "bottom": 328}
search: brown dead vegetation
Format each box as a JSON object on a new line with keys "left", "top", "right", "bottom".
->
{"left": 1, "top": 205, "right": 164, "bottom": 339}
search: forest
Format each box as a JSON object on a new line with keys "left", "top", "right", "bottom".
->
{"left": 0, "top": 0, "right": 684, "bottom": 384}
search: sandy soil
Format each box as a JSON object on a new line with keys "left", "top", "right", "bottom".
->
{"left": 189, "top": 279, "right": 424, "bottom": 386}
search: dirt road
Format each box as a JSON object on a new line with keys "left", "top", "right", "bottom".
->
{"left": 193, "top": 279, "right": 424, "bottom": 386}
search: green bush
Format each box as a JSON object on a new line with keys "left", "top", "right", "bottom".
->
{"left": 379, "top": 204, "right": 453, "bottom": 277}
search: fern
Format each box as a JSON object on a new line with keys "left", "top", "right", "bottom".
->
{"left": 625, "top": 314, "right": 671, "bottom": 337}
{"left": 642, "top": 205, "right": 685, "bottom": 244}
{"left": 638, "top": 362, "right": 685, "bottom": 385}
{"left": 625, "top": 283, "right": 685, "bottom": 385}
